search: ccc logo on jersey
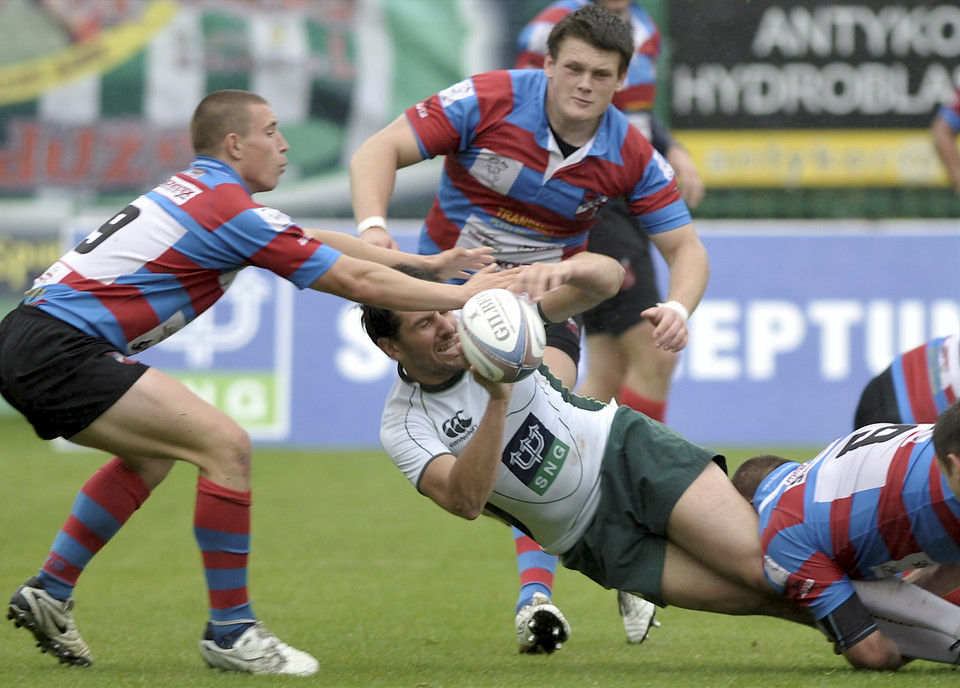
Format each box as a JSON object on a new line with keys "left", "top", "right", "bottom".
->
{"left": 443, "top": 410, "right": 473, "bottom": 438}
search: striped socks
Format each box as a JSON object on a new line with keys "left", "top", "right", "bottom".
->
{"left": 513, "top": 526, "right": 557, "bottom": 612}
{"left": 37, "top": 458, "right": 150, "bottom": 600}
{"left": 194, "top": 477, "right": 255, "bottom": 645}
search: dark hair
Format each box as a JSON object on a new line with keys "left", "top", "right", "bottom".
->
{"left": 546, "top": 4, "right": 633, "bottom": 76}
{"left": 730, "top": 454, "right": 792, "bottom": 502}
{"left": 933, "top": 400, "right": 960, "bottom": 465}
{"left": 190, "top": 89, "right": 268, "bottom": 156}
{"left": 360, "top": 265, "right": 441, "bottom": 344}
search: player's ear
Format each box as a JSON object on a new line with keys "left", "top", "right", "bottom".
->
{"left": 947, "top": 452, "right": 960, "bottom": 478}
{"left": 377, "top": 336, "right": 402, "bottom": 361}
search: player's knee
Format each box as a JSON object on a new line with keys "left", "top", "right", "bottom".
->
{"left": 206, "top": 422, "right": 252, "bottom": 475}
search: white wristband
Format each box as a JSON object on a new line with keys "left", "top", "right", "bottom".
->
{"left": 657, "top": 300, "right": 689, "bottom": 323}
{"left": 357, "top": 215, "right": 387, "bottom": 236}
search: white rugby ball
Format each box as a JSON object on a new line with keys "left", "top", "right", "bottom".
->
{"left": 457, "top": 289, "right": 546, "bottom": 382}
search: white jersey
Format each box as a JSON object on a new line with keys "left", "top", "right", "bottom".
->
{"left": 380, "top": 367, "right": 618, "bottom": 553}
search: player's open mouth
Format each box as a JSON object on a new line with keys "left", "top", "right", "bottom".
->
{"left": 438, "top": 337, "right": 461, "bottom": 357}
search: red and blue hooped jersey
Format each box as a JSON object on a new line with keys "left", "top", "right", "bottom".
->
{"left": 515, "top": 0, "right": 660, "bottom": 115}
{"left": 24, "top": 156, "right": 341, "bottom": 354}
{"left": 753, "top": 423, "right": 960, "bottom": 620}
{"left": 888, "top": 334, "right": 960, "bottom": 423}
{"left": 939, "top": 79, "right": 960, "bottom": 133}
{"left": 405, "top": 69, "right": 688, "bottom": 267}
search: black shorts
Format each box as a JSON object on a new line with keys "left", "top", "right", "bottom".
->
{"left": 545, "top": 314, "right": 583, "bottom": 367}
{"left": 582, "top": 198, "right": 662, "bottom": 337}
{"left": 853, "top": 368, "right": 900, "bottom": 429}
{"left": 0, "top": 304, "right": 148, "bottom": 440}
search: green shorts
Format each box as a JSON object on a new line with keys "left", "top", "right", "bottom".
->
{"left": 560, "top": 406, "right": 724, "bottom": 608}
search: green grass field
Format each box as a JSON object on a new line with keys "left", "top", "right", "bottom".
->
{"left": 1, "top": 415, "right": 958, "bottom": 687}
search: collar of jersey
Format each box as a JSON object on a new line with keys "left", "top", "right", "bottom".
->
{"left": 397, "top": 362, "right": 466, "bottom": 392}
{"left": 191, "top": 155, "right": 248, "bottom": 191}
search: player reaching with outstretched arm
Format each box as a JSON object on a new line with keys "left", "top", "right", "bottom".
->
{"left": 0, "top": 89, "right": 524, "bottom": 676}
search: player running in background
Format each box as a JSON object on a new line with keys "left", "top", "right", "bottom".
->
{"left": 854, "top": 334, "right": 959, "bottom": 429}
{"left": 732, "top": 404, "right": 960, "bottom": 670}
{"left": 931, "top": 76, "right": 960, "bottom": 197}
{"left": 0, "top": 89, "right": 523, "bottom": 676}
{"left": 517, "top": 0, "right": 703, "bottom": 423}
{"left": 512, "top": 0, "right": 706, "bottom": 644}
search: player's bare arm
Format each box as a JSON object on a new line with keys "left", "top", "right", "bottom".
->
{"left": 310, "top": 256, "right": 517, "bottom": 311}
{"left": 349, "top": 115, "right": 426, "bottom": 248}
{"left": 644, "top": 223, "right": 709, "bottom": 352}
{"left": 531, "top": 252, "right": 624, "bottom": 324}
{"left": 419, "top": 377, "right": 513, "bottom": 519}
{"left": 305, "top": 228, "right": 496, "bottom": 281}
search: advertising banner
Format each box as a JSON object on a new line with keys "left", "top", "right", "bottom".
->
{"left": 668, "top": 0, "right": 960, "bottom": 187}
{"left": 71, "top": 219, "right": 954, "bottom": 449}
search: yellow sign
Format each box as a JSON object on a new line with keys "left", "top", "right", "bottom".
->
{"left": 674, "top": 129, "right": 950, "bottom": 188}
{"left": 0, "top": 1, "right": 177, "bottom": 106}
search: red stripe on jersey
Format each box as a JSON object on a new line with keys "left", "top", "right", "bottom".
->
{"left": 407, "top": 94, "right": 467, "bottom": 157}
{"left": 147, "top": 246, "right": 227, "bottom": 314}
{"left": 830, "top": 495, "right": 860, "bottom": 577}
{"left": 179, "top": 179, "right": 260, "bottom": 232}
{"left": 516, "top": 50, "right": 544, "bottom": 70}
{"left": 57, "top": 273, "right": 160, "bottom": 346}
{"left": 637, "top": 33, "right": 660, "bottom": 58}
{"left": 876, "top": 443, "right": 923, "bottom": 561}
{"left": 613, "top": 84, "right": 657, "bottom": 113}
{"left": 246, "top": 227, "right": 316, "bottom": 280}
{"left": 928, "top": 460, "right": 960, "bottom": 546}
{"left": 761, "top": 483, "right": 805, "bottom": 551}
{"left": 902, "top": 346, "right": 938, "bottom": 422}
{"left": 787, "top": 550, "right": 845, "bottom": 604}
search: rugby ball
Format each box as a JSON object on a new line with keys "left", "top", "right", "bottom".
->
{"left": 457, "top": 289, "right": 546, "bottom": 382}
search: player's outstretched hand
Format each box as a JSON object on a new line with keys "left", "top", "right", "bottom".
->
{"left": 641, "top": 304, "right": 689, "bottom": 352}
{"left": 429, "top": 246, "right": 497, "bottom": 282}
{"left": 461, "top": 264, "right": 522, "bottom": 299}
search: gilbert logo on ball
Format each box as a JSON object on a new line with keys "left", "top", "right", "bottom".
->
{"left": 457, "top": 289, "right": 546, "bottom": 382}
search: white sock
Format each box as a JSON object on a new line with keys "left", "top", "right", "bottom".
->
{"left": 853, "top": 578, "right": 960, "bottom": 664}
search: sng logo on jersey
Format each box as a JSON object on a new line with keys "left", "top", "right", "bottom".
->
{"left": 443, "top": 410, "right": 474, "bottom": 438}
{"left": 575, "top": 190, "right": 609, "bottom": 221}
{"left": 503, "top": 413, "right": 569, "bottom": 496}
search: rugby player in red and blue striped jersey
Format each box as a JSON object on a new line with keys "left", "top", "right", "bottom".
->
{"left": 0, "top": 88, "right": 526, "bottom": 675}
{"left": 732, "top": 404, "right": 960, "bottom": 670}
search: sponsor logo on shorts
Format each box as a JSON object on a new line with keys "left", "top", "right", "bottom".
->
{"left": 503, "top": 413, "right": 569, "bottom": 496}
